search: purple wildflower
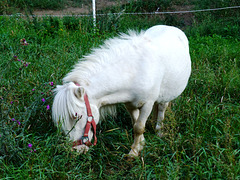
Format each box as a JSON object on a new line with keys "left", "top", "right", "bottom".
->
{"left": 47, "top": 105, "right": 50, "bottom": 110}
{"left": 42, "top": 98, "right": 45, "bottom": 102}
{"left": 50, "top": 82, "right": 54, "bottom": 86}
{"left": 20, "top": 38, "right": 29, "bottom": 46}
{"left": 12, "top": 118, "right": 15, "bottom": 121}
{"left": 32, "top": 88, "right": 35, "bottom": 91}
{"left": 16, "top": 120, "right": 21, "bottom": 125}
{"left": 28, "top": 143, "right": 32, "bottom": 148}
{"left": 10, "top": 101, "right": 13, "bottom": 104}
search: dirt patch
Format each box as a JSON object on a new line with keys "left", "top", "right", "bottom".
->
{"left": 33, "top": 7, "right": 90, "bottom": 16}
{"left": 33, "top": 1, "right": 126, "bottom": 16}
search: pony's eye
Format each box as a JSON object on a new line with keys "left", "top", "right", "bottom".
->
{"left": 72, "top": 113, "right": 82, "bottom": 120}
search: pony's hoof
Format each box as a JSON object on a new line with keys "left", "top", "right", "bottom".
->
{"left": 157, "top": 132, "right": 164, "bottom": 137}
{"left": 123, "top": 153, "right": 138, "bottom": 162}
{"left": 156, "top": 130, "right": 165, "bottom": 137}
{"left": 128, "top": 149, "right": 139, "bottom": 157}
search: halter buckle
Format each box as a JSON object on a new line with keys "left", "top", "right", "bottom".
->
{"left": 81, "top": 136, "right": 89, "bottom": 144}
{"left": 87, "top": 116, "right": 93, "bottom": 122}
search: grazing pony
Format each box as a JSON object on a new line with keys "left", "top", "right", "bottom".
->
{"left": 52, "top": 25, "right": 191, "bottom": 156}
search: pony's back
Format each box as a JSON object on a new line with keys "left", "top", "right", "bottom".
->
{"left": 144, "top": 25, "right": 189, "bottom": 50}
{"left": 141, "top": 25, "right": 191, "bottom": 102}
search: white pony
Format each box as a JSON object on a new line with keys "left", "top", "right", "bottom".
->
{"left": 52, "top": 25, "right": 191, "bottom": 156}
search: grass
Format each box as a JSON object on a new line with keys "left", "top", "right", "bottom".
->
{"left": 1, "top": 0, "right": 240, "bottom": 179}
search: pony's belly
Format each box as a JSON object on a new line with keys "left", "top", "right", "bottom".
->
{"left": 158, "top": 74, "right": 190, "bottom": 102}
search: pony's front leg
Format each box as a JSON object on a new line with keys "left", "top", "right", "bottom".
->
{"left": 129, "top": 102, "right": 154, "bottom": 157}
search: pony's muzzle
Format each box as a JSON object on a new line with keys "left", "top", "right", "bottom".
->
{"left": 72, "top": 144, "right": 89, "bottom": 154}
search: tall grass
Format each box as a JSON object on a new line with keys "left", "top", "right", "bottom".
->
{"left": 1, "top": 2, "right": 240, "bottom": 179}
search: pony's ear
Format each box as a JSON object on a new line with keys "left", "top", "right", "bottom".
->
{"left": 74, "top": 86, "right": 85, "bottom": 98}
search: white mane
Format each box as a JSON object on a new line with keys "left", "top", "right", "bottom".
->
{"left": 63, "top": 30, "right": 145, "bottom": 84}
{"left": 52, "top": 83, "right": 83, "bottom": 132}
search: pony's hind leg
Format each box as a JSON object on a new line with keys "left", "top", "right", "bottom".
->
{"left": 155, "top": 102, "right": 169, "bottom": 137}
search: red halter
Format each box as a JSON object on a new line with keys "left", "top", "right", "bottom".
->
{"left": 72, "top": 82, "right": 97, "bottom": 147}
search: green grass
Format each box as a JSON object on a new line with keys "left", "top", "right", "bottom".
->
{"left": 0, "top": 3, "right": 240, "bottom": 179}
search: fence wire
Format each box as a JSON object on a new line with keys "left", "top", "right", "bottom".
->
{"left": 1, "top": 5, "right": 240, "bottom": 17}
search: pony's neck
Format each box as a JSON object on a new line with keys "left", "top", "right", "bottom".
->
{"left": 80, "top": 74, "right": 132, "bottom": 109}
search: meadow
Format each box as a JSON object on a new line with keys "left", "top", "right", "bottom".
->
{"left": 1, "top": 1, "right": 240, "bottom": 179}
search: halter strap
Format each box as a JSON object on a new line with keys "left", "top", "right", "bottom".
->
{"left": 72, "top": 82, "right": 97, "bottom": 147}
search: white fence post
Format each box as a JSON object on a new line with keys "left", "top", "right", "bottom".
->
{"left": 92, "top": 0, "right": 96, "bottom": 29}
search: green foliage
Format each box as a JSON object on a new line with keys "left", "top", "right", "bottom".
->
{"left": 0, "top": 1, "right": 240, "bottom": 178}
{"left": 194, "top": 0, "right": 240, "bottom": 9}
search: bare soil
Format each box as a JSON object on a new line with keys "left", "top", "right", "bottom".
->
{"left": 33, "top": 0, "right": 126, "bottom": 16}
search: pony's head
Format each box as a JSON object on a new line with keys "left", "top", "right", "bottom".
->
{"left": 52, "top": 82, "right": 99, "bottom": 152}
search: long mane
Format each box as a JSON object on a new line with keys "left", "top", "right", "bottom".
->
{"left": 52, "top": 83, "right": 82, "bottom": 131}
{"left": 63, "top": 30, "right": 145, "bottom": 84}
